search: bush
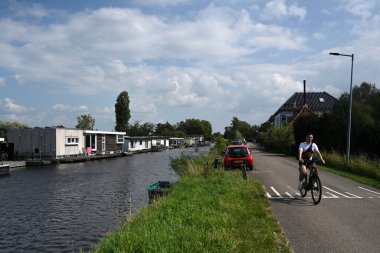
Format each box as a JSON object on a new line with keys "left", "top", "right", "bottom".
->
{"left": 323, "top": 151, "right": 380, "bottom": 180}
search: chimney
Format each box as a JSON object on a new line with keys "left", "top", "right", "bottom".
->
{"left": 303, "top": 80, "right": 306, "bottom": 106}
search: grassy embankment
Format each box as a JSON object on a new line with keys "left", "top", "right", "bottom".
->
{"left": 321, "top": 151, "right": 380, "bottom": 189}
{"left": 92, "top": 148, "right": 290, "bottom": 253}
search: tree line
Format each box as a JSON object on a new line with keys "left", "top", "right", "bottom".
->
{"left": 2, "top": 82, "right": 379, "bottom": 158}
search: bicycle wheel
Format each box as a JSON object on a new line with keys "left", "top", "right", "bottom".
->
{"left": 311, "top": 176, "right": 322, "bottom": 205}
{"left": 300, "top": 176, "right": 307, "bottom": 197}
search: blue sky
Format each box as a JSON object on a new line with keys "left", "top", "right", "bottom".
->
{"left": 1, "top": 0, "right": 379, "bottom": 133}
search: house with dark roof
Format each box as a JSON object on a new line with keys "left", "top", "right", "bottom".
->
{"left": 273, "top": 92, "right": 337, "bottom": 127}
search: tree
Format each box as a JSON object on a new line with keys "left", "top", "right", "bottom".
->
{"left": 176, "top": 118, "right": 212, "bottom": 140}
{"left": 75, "top": 114, "right": 95, "bottom": 130}
{"left": 289, "top": 82, "right": 380, "bottom": 157}
{"left": 200, "top": 120, "right": 212, "bottom": 140}
{"left": 270, "top": 125, "right": 294, "bottom": 153}
{"left": 223, "top": 117, "right": 258, "bottom": 142}
{"left": 156, "top": 122, "right": 175, "bottom": 136}
{"left": 115, "top": 91, "right": 131, "bottom": 132}
{"left": 0, "top": 121, "right": 29, "bottom": 141}
{"left": 349, "top": 82, "right": 380, "bottom": 156}
{"left": 127, "top": 121, "right": 155, "bottom": 136}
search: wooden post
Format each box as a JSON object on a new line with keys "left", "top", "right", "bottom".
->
{"left": 241, "top": 164, "right": 247, "bottom": 180}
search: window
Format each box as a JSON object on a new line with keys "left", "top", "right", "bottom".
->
{"left": 319, "top": 97, "right": 325, "bottom": 102}
{"left": 117, "top": 135, "right": 124, "bottom": 143}
{"left": 85, "top": 134, "right": 97, "bottom": 150}
{"left": 102, "top": 135, "right": 105, "bottom": 151}
{"left": 66, "top": 137, "right": 79, "bottom": 146}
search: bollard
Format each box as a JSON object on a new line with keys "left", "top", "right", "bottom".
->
{"left": 214, "top": 158, "right": 219, "bottom": 169}
{"left": 241, "top": 164, "right": 247, "bottom": 180}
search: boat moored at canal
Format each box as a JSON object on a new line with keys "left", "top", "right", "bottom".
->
{"left": 7, "top": 127, "right": 126, "bottom": 164}
{"left": 0, "top": 164, "right": 10, "bottom": 176}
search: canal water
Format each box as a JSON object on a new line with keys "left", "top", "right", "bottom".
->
{"left": 0, "top": 146, "right": 210, "bottom": 253}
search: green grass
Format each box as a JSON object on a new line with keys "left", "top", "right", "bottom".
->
{"left": 321, "top": 151, "right": 380, "bottom": 189}
{"left": 92, "top": 155, "right": 290, "bottom": 253}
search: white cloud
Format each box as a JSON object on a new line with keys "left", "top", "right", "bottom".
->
{"left": 52, "top": 104, "right": 88, "bottom": 112}
{"left": 340, "top": 0, "right": 377, "bottom": 19}
{"left": 313, "top": 32, "right": 325, "bottom": 40}
{"left": 261, "top": 0, "right": 306, "bottom": 20}
{"left": 131, "top": 0, "right": 189, "bottom": 7}
{"left": 0, "top": 5, "right": 309, "bottom": 96}
{"left": 0, "top": 98, "right": 29, "bottom": 113}
{"left": 130, "top": 99, "right": 157, "bottom": 114}
{"left": 10, "top": 2, "right": 52, "bottom": 19}
{"left": 165, "top": 74, "right": 209, "bottom": 107}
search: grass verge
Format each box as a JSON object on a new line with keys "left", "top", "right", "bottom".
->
{"left": 320, "top": 151, "right": 380, "bottom": 189}
{"left": 92, "top": 155, "right": 290, "bottom": 253}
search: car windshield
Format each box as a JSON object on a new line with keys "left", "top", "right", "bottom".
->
{"left": 228, "top": 147, "right": 248, "bottom": 158}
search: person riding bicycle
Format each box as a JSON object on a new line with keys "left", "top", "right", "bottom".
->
{"left": 298, "top": 133, "right": 325, "bottom": 190}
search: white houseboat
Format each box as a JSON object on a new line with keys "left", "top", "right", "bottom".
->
{"left": 7, "top": 127, "right": 126, "bottom": 162}
{"left": 124, "top": 136, "right": 170, "bottom": 153}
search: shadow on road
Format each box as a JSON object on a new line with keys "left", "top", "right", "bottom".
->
{"left": 269, "top": 197, "right": 316, "bottom": 206}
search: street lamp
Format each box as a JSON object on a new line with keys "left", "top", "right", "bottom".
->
{"left": 329, "top": 52, "right": 354, "bottom": 163}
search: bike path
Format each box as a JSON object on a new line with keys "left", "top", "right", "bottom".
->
{"left": 250, "top": 149, "right": 380, "bottom": 253}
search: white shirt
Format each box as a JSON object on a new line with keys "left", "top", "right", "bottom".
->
{"left": 299, "top": 142, "right": 319, "bottom": 160}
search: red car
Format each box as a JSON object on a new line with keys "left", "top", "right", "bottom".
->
{"left": 223, "top": 145, "right": 253, "bottom": 170}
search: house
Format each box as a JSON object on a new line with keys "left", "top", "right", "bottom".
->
{"left": 169, "top": 137, "right": 185, "bottom": 148}
{"left": 273, "top": 92, "right": 337, "bottom": 127}
{"left": 184, "top": 135, "right": 205, "bottom": 147}
{"left": 7, "top": 127, "right": 126, "bottom": 161}
{"left": 123, "top": 136, "right": 170, "bottom": 153}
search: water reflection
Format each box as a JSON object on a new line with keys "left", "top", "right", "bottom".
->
{"left": 0, "top": 147, "right": 209, "bottom": 252}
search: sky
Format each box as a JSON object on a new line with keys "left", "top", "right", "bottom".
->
{"left": 0, "top": 0, "right": 379, "bottom": 133}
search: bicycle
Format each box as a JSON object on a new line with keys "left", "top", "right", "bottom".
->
{"left": 299, "top": 159, "right": 322, "bottom": 205}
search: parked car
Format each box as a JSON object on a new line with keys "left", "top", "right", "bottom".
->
{"left": 223, "top": 145, "right": 253, "bottom": 170}
{"left": 231, "top": 140, "right": 244, "bottom": 145}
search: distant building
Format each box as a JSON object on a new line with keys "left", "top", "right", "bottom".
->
{"left": 273, "top": 92, "right": 337, "bottom": 127}
{"left": 7, "top": 127, "right": 125, "bottom": 160}
{"left": 184, "top": 135, "right": 204, "bottom": 147}
{"left": 169, "top": 137, "right": 185, "bottom": 148}
{"left": 123, "top": 136, "right": 170, "bottom": 153}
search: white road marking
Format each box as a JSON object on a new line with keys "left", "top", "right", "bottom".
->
{"left": 358, "top": 186, "right": 380, "bottom": 197}
{"left": 270, "top": 187, "right": 283, "bottom": 198}
{"left": 323, "top": 186, "right": 356, "bottom": 198}
{"left": 323, "top": 192, "right": 339, "bottom": 198}
{"left": 285, "top": 192, "right": 294, "bottom": 198}
{"left": 345, "top": 192, "right": 363, "bottom": 198}
{"left": 264, "top": 186, "right": 377, "bottom": 200}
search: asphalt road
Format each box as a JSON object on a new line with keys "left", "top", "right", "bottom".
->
{"left": 249, "top": 148, "right": 380, "bottom": 253}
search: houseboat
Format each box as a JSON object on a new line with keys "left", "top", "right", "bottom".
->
{"left": 123, "top": 136, "right": 170, "bottom": 153}
{"left": 7, "top": 127, "right": 126, "bottom": 163}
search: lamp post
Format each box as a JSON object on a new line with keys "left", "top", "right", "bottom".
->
{"left": 329, "top": 52, "right": 354, "bottom": 163}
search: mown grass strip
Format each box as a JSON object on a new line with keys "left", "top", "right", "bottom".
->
{"left": 92, "top": 169, "right": 290, "bottom": 253}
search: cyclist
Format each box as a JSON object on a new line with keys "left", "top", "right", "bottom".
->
{"left": 297, "top": 133, "right": 325, "bottom": 190}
